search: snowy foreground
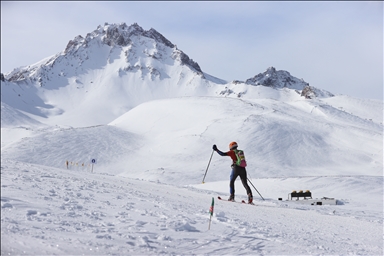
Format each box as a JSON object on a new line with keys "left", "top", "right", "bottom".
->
{"left": 1, "top": 160, "right": 383, "bottom": 255}
{"left": 1, "top": 94, "right": 383, "bottom": 255}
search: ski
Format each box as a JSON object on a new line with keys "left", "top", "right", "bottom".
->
{"left": 217, "top": 196, "right": 255, "bottom": 205}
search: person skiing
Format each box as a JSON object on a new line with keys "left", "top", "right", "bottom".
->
{"left": 212, "top": 142, "right": 253, "bottom": 204}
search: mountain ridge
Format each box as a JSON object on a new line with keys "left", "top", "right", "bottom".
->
{"left": 0, "top": 22, "right": 341, "bottom": 128}
{"left": 2, "top": 22, "right": 323, "bottom": 89}
{"left": 4, "top": 22, "right": 204, "bottom": 83}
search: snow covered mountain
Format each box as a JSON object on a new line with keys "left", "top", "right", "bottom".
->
{"left": 1, "top": 22, "right": 224, "bottom": 126}
{"left": 1, "top": 22, "right": 383, "bottom": 255}
{"left": 1, "top": 21, "right": 382, "bottom": 180}
{"left": 1, "top": 22, "right": 333, "bottom": 127}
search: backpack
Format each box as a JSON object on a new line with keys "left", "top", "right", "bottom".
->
{"left": 234, "top": 149, "right": 247, "bottom": 167}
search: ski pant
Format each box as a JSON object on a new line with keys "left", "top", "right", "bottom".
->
{"left": 229, "top": 165, "right": 252, "bottom": 197}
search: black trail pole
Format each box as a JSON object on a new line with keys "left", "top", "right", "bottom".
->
{"left": 202, "top": 150, "right": 214, "bottom": 184}
{"left": 247, "top": 178, "right": 265, "bottom": 200}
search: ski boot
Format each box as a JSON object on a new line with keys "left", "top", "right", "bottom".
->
{"left": 248, "top": 194, "right": 253, "bottom": 204}
{"left": 228, "top": 194, "right": 235, "bottom": 202}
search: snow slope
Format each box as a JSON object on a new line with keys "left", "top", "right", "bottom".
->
{"left": 3, "top": 93, "right": 381, "bottom": 181}
{"left": 1, "top": 93, "right": 383, "bottom": 255}
{"left": 1, "top": 22, "right": 383, "bottom": 255}
{"left": 0, "top": 102, "right": 44, "bottom": 128}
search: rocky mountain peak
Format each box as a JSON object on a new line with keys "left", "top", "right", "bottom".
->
{"left": 5, "top": 22, "right": 206, "bottom": 83}
{"left": 64, "top": 22, "right": 175, "bottom": 54}
{"left": 245, "top": 66, "right": 309, "bottom": 90}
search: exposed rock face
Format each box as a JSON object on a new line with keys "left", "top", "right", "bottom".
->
{"left": 301, "top": 85, "right": 334, "bottom": 99}
{"left": 245, "top": 66, "right": 309, "bottom": 90}
{"left": 301, "top": 85, "right": 316, "bottom": 99}
{"left": 176, "top": 51, "right": 203, "bottom": 74}
{"left": 243, "top": 67, "right": 334, "bottom": 99}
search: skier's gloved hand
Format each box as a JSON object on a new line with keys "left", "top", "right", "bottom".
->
{"left": 212, "top": 144, "right": 217, "bottom": 151}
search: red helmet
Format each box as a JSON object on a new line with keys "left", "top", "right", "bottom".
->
{"left": 229, "top": 141, "right": 238, "bottom": 150}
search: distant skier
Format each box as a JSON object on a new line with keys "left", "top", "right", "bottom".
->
{"left": 212, "top": 142, "right": 253, "bottom": 203}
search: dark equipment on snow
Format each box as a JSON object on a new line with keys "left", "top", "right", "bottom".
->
{"left": 288, "top": 190, "right": 312, "bottom": 200}
{"left": 282, "top": 191, "right": 339, "bottom": 205}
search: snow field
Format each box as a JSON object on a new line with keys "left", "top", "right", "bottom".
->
{"left": 1, "top": 91, "right": 383, "bottom": 255}
{"left": 1, "top": 159, "right": 382, "bottom": 255}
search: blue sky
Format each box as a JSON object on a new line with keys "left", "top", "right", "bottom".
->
{"left": 1, "top": 1, "right": 383, "bottom": 100}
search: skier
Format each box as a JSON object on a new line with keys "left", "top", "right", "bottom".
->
{"left": 212, "top": 142, "right": 253, "bottom": 204}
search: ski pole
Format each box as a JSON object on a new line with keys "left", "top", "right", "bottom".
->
{"left": 247, "top": 178, "right": 265, "bottom": 200}
{"left": 202, "top": 150, "right": 214, "bottom": 184}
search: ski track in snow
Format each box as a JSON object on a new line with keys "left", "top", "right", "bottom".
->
{"left": 1, "top": 159, "right": 382, "bottom": 255}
